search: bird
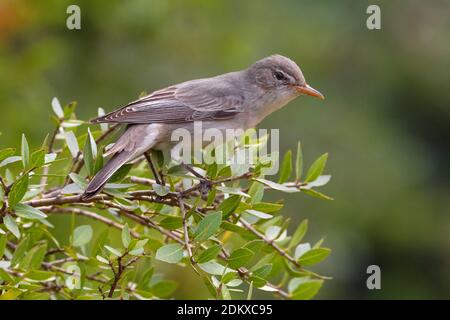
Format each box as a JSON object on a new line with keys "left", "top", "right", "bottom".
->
{"left": 81, "top": 54, "right": 324, "bottom": 200}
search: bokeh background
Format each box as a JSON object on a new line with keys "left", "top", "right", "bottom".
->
{"left": 1, "top": 0, "right": 449, "bottom": 299}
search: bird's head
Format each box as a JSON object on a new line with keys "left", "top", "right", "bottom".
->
{"left": 247, "top": 54, "right": 324, "bottom": 101}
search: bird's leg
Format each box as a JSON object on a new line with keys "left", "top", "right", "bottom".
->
{"left": 180, "top": 162, "right": 212, "bottom": 198}
{"left": 144, "top": 151, "right": 162, "bottom": 185}
{"left": 181, "top": 162, "right": 205, "bottom": 180}
{"left": 158, "top": 168, "right": 166, "bottom": 186}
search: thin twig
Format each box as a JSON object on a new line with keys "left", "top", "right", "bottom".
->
{"left": 40, "top": 124, "right": 60, "bottom": 190}
{"left": 235, "top": 213, "right": 301, "bottom": 268}
{"left": 42, "top": 206, "right": 140, "bottom": 238}
{"left": 144, "top": 151, "right": 162, "bottom": 185}
{"left": 178, "top": 195, "right": 195, "bottom": 266}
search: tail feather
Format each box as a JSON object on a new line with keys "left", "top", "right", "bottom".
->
{"left": 81, "top": 151, "right": 132, "bottom": 200}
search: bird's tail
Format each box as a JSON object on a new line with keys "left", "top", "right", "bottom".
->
{"left": 81, "top": 150, "right": 133, "bottom": 200}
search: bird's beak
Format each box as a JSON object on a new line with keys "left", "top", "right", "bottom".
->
{"left": 295, "top": 84, "right": 325, "bottom": 100}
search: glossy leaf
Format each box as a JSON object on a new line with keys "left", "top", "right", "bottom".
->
{"left": 194, "top": 211, "right": 222, "bottom": 242}
{"left": 278, "top": 150, "right": 292, "bottom": 183}
{"left": 4, "top": 215, "right": 20, "bottom": 239}
{"left": 155, "top": 243, "right": 183, "bottom": 264}
{"left": 305, "top": 153, "right": 328, "bottom": 182}
{"left": 227, "top": 248, "right": 253, "bottom": 269}
{"left": 72, "top": 225, "right": 93, "bottom": 247}
{"left": 8, "top": 174, "right": 29, "bottom": 207}
{"left": 298, "top": 248, "right": 331, "bottom": 266}
{"left": 21, "top": 134, "right": 29, "bottom": 169}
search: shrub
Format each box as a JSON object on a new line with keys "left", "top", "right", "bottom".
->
{"left": 0, "top": 98, "right": 332, "bottom": 300}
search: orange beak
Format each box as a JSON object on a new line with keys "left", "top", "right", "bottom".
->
{"left": 295, "top": 84, "right": 325, "bottom": 100}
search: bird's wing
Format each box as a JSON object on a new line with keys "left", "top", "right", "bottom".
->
{"left": 91, "top": 79, "right": 246, "bottom": 124}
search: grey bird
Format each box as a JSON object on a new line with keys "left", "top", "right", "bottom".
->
{"left": 81, "top": 54, "right": 324, "bottom": 200}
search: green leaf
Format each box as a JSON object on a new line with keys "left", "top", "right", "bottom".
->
{"left": 313, "top": 237, "right": 325, "bottom": 249}
{"left": 128, "top": 247, "right": 144, "bottom": 256}
{"left": 69, "top": 173, "right": 87, "bottom": 189}
{"left": 254, "top": 178, "right": 299, "bottom": 193}
{"left": 265, "top": 226, "right": 284, "bottom": 241}
{"left": 155, "top": 243, "right": 183, "bottom": 264}
{"left": 88, "top": 129, "right": 97, "bottom": 158}
{"left": 246, "top": 281, "right": 253, "bottom": 300}
{"left": 298, "top": 248, "right": 331, "bottom": 266}
{"left": 227, "top": 248, "right": 253, "bottom": 269}
{"left": 0, "top": 235, "right": 6, "bottom": 258}
{"left": 0, "top": 288, "right": 22, "bottom": 300}
{"left": 253, "top": 264, "right": 272, "bottom": 279}
{"left": 94, "top": 147, "right": 104, "bottom": 175}
{"left": 83, "top": 129, "right": 96, "bottom": 176}
{"left": 72, "top": 225, "right": 93, "bottom": 247}
{"left": 221, "top": 272, "right": 238, "bottom": 284}
{"left": 160, "top": 216, "right": 183, "bottom": 230}
{"left": 152, "top": 183, "right": 170, "bottom": 196}
{"left": 104, "top": 245, "right": 122, "bottom": 257}
{"left": 121, "top": 224, "right": 131, "bottom": 248}
{"left": 305, "top": 153, "right": 328, "bottom": 182}
{"left": 252, "top": 202, "right": 283, "bottom": 213}
{"left": 221, "top": 221, "right": 254, "bottom": 238}
{"left": 109, "top": 164, "right": 133, "bottom": 182}
{"left": 30, "top": 149, "right": 46, "bottom": 168}
{"left": 245, "top": 209, "right": 272, "bottom": 220}
{"left": 137, "top": 267, "right": 154, "bottom": 289}
{"left": 216, "top": 186, "right": 250, "bottom": 198}
{"left": 217, "top": 195, "right": 241, "bottom": 218}
{"left": 25, "top": 270, "right": 55, "bottom": 282}
{"left": 11, "top": 236, "right": 29, "bottom": 265}
{"left": 291, "top": 279, "right": 324, "bottom": 300}
{"left": 288, "top": 219, "right": 308, "bottom": 249}
{"left": 130, "top": 238, "right": 148, "bottom": 251}
{"left": 247, "top": 181, "right": 264, "bottom": 204}
{"left": 200, "top": 275, "right": 217, "bottom": 297}
{"left": 96, "top": 255, "right": 109, "bottom": 264}
{"left": 0, "top": 156, "right": 21, "bottom": 168}
{"left": 151, "top": 280, "right": 178, "bottom": 298}
{"left": 51, "top": 97, "right": 64, "bottom": 118}
{"left": 198, "top": 260, "right": 230, "bottom": 275}
{"left": 0, "top": 148, "right": 15, "bottom": 163}
{"left": 8, "top": 174, "right": 29, "bottom": 207}
{"left": 244, "top": 240, "right": 266, "bottom": 253}
{"left": 221, "top": 282, "right": 232, "bottom": 300}
{"left": 278, "top": 150, "right": 292, "bottom": 183}
{"left": 196, "top": 244, "right": 221, "bottom": 263}
{"left": 23, "top": 243, "right": 47, "bottom": 269}
{"left": 0, "top": 268, "right": 14, "bottom": 283}
{"left": 294, "top": 243, "right": 311, "bottom": 260}
{"left": 64, "top": 131, "right": 79, "bottom": 158}
{"left": 301, "top": 188, "right": 334, "bottom": 201}
{"left": 63, "top": 101, "right": 77, "bottom": 118}
{"left": 3, "top": 215, "right": 20, "bottom": 239}
{"left": 97, "top": 107, "right": 109, "bottom": 133}
{"left": 194, "top": 211, "right": 222, "bottom": 242}
{"left": 14, "top": 203, "right": 47, "bottom": 220}
{"left": 304, "top": 175, "right": 331, "bottom": 188}
{"left": 295, "top": 141, "right": 303, "bottom": 181}
{"left": 21, "top": 134, "right": 29, "bottom": 169}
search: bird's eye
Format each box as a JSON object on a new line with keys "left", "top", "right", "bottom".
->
{"left": 274, "top": 71, "right": 286, "bottom": 81}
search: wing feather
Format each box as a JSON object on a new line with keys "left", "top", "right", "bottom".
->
{"left": 91, "top": 78, "right": 245, "bottom": 124}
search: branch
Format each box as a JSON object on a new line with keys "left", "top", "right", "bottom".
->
{"left": 235, "top": 213, "right": 301, "bottom": 268}
{"left": 42, "top": 206, "right": 140, "bottom": 238}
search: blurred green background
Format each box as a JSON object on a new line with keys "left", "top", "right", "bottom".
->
{"left": 1, "top": 0, "right": 449, "bottom": 299}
